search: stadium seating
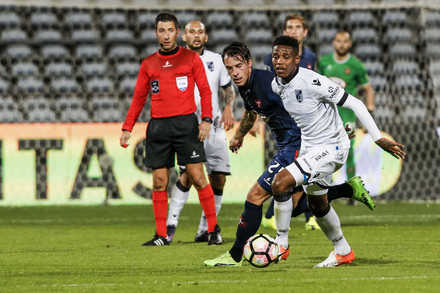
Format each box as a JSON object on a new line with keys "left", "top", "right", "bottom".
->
{"left": 45, "top": 62, "right": 74, "bottom": 77}
{"left": 6, "top": 44, "right": 33, "bottom": 59}
{"left": 50, "top": 77, "right": 81, "bottom": 94}
{"left": 0, "top": 4, "right": 434, "bottom": 124}
{"left": 0, "top": 11, "right": 20, "bottom": 27}
{"left": 30, "top": 11, "right": 58, "bottom": 27}
{"left": 64, "top": 11, "right": 93, "bottom": 27}
{"left": 41, "top": 45, "right": 70, "bottom": 59}
{"left": 56, "top": 96, "right": 89, "bottom": 122}
{"left": 0, "top": 97, "right": 23, "bottom": 122}
{"left": 347, "top": 11, "right": 375, "bottom": 27}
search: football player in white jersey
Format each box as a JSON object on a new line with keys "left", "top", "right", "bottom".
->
{"left": 270, "top": 36, "right": 405, "bottom": 267}
{"left": 166, "top": 20, "right": 236, "bottom": 244}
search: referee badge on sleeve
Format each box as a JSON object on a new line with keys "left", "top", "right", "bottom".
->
{"left": 176, "top": 76, "right": 188, "bottom": 92}
{"left": 151, "top": 80, "right": 159, "bottom": 94}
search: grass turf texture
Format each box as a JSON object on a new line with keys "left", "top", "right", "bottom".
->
{"left": 0, "top": 202, "right": 439, "bottom": 293}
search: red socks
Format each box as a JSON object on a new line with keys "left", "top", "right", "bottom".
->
{"left": 152, "top": 191, "right": 168, "bottom": 237}
{"left": 197, "top": 184, "right": 217, "bottom": 232}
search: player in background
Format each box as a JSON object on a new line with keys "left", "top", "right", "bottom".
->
{"left": 166, "top": 20, "right": 235, "bottom": 244}
{"left": 270, "top": 36, "right": 405, "bottom": 267}
{"left": 204, "top": 42, "right": 374, "bottom": 267}
{"left": 120, "top": 13, "right": 220, "bottom": 246}
{"left": 318, "top": 30, "right": 376, "bottom": 205}
{"left": 264, "top": 13, "right": 316, "bottom": 72}
{"left": 263, "top": 13, "right": 318, "bottom": 230}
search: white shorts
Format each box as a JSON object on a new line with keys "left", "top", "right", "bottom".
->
{"left": 203, "top": 126, "right": 231, "bottom": 175}
{"left": 285, "top": 145, "right": 349, "bottom": 196}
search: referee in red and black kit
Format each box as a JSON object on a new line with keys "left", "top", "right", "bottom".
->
{"left": 120, "top": 12, "right": 221, "bottom": 246}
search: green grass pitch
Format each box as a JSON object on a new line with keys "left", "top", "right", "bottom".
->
{"left": 1, "top": 202, "right": 439, "bottom": 292}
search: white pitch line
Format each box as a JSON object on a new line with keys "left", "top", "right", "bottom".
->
{"left": 172, "top": 275, "right": 436, "bottom": 285}
{"left": 13, "top": 275, "right": 435, "bottom": 289}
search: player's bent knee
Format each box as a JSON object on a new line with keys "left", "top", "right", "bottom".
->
{"left": 153, "top": 177, "right": 168, "bottom": 191}
{"left": 272, "top": 169, "right": 296, "bottom": 196}
{"left": 209, "top": 173, "right": 226, "bottom": 190}
{"left": 307, "top": 196, "right": 330, "bottom": 217}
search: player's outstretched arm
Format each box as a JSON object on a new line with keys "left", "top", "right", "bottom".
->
{"left": 220, "top": 84, "right": 236, "bottom": 131}
{"left": 229, "top": 110, "right": 257, "bottom": 153}
{"left": 341, "top": 94, "right": 405, "bottom": 159}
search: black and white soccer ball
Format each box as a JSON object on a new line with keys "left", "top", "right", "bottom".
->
{"left": 243, "top": 234, "right": 279, "bottom": 268}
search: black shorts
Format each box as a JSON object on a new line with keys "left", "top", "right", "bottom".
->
{"left": 145, "top": 113, "right": 206, "bottom": 169}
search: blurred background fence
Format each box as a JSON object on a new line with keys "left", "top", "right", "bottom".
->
{"left": 0, "top": 0, "right": 439, "bottom": 204}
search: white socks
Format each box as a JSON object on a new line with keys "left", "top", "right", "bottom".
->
{"left": 315, "top": 206, "right": 351, "bottom": 256}
{"left": 274, "top": 197, "right": 293, "bottom": 248}
{"left": 197, "top": 194, "right": 222, "bottom": 233}
{"left": 166, "top": 185, "right": 190, "bottom": 227}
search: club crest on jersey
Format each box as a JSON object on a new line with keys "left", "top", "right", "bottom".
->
{"left": 295, "top": 89, "right": 303, "bottom": 102}
{"left": 151, "top": 80, "right": 159, "bottom": 94}
{"left": 207, "top": 61, "right": 214, "bottom": 72}
{"left": 176, "top": 76, "right": 188, "bottom": 92}
{"left": 255, "top": 99, "right": 262, "bottom": 108}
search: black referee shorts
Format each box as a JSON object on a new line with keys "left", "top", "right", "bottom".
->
{"left": 145, "top": 113, "right": 206, "bottom": 169}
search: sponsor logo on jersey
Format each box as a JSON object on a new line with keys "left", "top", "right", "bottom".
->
{"left": 295, "top": 89, "right": 303, "bottom": 102}
{"left": 314, "top": 150, "right": 329, "bottom": 161}
{"left": 207, "top": 61, "right": 214, "bottom": 72}
{"left": 312, "top": 79, "right": 321, "bottom": 86}
{"left": 190, "top": 150, "right": 200, "bottom": 159}
{"left": 151, "top": 80, "right": 159, "bottom": 94}
{"left": 176, "top": 76, "right": 188, "bottom": 91}
{"left": 162, "top": 60, "right": 172, "bottom": 68}
{"left": 255, "top": 100, "right": 262, "bottom": 108}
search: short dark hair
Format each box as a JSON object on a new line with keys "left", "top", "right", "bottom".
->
{"left": 155, "top": 12, "right": 179, "bottom": 30}
{"left": 272, "top": 36, "right": 300, "bottom": 56}
{"left": 222, "top": 42, "right": 252, "bottom": 62}
{"left": 283, "top": 13, "right": 308, "bottom": 31}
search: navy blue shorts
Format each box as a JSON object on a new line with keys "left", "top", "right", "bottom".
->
{"left": 257, "top": 143, "right": 300, "bottom": 193}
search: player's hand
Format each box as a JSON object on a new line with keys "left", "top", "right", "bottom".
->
{"left": 120, "top": 130, "right": 131, "bottom": 148}
{"left": 345, "top": 123, "right": 355, "bottom": 139}
{"left": 221, "top": 105, "right": 235, "bottom": 131}
{"left": 198, "top": 121, "right": 211, "bottom": 141}
{"left": 375, "top": 137, "right": 406, "bottom": 159}
{"left": 229, "top": 135, "right": 244, "bottom": 153}
{"left": 248, "top": 120, "right": 259, "bottom": 137}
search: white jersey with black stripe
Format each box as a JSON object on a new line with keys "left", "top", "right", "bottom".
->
{"left": 271, "top": 67, "right": 350, "bottom": 149}
{"left": 194, "top": 49, "right": 231, "bottom": 126}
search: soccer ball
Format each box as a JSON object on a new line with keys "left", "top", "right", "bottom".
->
{"left": 243, "top": 234, "right": 279, "bottom": 268}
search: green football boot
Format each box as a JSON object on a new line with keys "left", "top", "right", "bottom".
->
{"left": 347, "top": 176, "right": 375, "bottom": 211}
{"left": 262, "top": 216, "right": 277, "bottom": 231}
{"left": 204, "top": 252, "right": 243, "bottom": 267}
